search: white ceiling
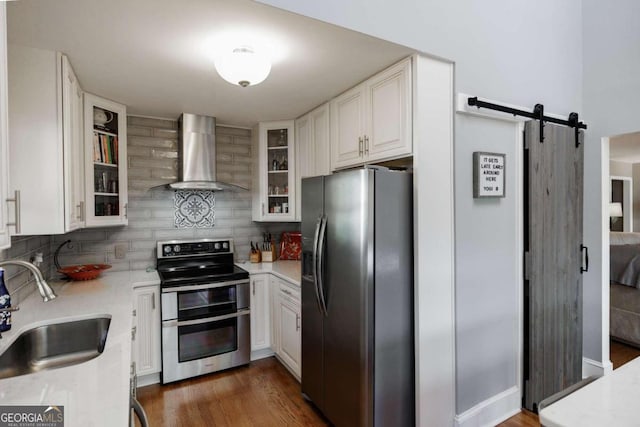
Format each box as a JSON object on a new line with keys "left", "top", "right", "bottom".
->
{"left": 7, "top": 0, "right": 414, "bottom": 127}
{"left": 610, "top": 131, "right": 640, "bottom": 163}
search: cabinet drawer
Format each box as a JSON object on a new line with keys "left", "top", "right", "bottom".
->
{"left": 278, "top": 280, "right": 300, "bottom": 304}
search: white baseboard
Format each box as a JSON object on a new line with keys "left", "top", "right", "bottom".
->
{"left": 454, "top": 386, "right": 520, "bottom": 427}
{"left": 137, "top": 372, "right": 160, "bottom": 388}
{"left": 582, "top": 357, "right": 613, "bottom": 378}
{"left": 251, "top": 348, "right": 275, "bottom": 361}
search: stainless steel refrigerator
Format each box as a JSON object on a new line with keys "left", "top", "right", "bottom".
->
{"left": 301, "top": 167, "right": 414, "bottom": 427}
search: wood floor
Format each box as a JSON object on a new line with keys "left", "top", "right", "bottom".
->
{"left": 138, "top": 339, "right": 640, "bottom": 427}
{"left": 137, "top": 357, "right": 328, "bottom": 427}
{"left": 610, "top": 338, "right": 640, "bottom": 368}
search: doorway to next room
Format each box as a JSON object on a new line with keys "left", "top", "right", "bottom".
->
{"left": 608, "top": 131, "right": 640, "bottom": 368}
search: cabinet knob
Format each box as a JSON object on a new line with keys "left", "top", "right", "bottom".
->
{"left": 364, "top": 136, "right": 369, "bottom": 154}
{"left": 358, "top": 137, "right": 363, "bottom": 156}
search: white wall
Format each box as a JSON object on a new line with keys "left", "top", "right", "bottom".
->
{"left": 454, "top": 115, "right": 521, "bottom": 417}
{"left": 256, "top": 0, "right": 582, "bottom": 112}
{"left": 257, "top": 0, "right": 583, "bottom": 424}
{"left": 582, "top": 0, "right": 640, "bottom": 368}
{"left": 610, "top": 160, "right": 632, "bottom": 178}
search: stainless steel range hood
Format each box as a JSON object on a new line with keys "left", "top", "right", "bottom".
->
{"left": 168, "top": 113, "right": 247, "bottom": 191}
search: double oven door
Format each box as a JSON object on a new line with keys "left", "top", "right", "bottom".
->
{"left": 161, "top": 279, "right": 250, "bottom": 384}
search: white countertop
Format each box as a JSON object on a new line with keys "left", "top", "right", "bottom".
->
{"left": 237, "top": 260, "right": 301, "bottom": 286}
{"left": 0, "top": 269, "right": 160, "bottom": 427}
{"left": 540, "top": 357, "right": 640, "bottom": 426}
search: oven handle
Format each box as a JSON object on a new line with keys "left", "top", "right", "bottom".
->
{"left": 161, "top": 279, "right": 250, "bottom": 293}
{"left": 162, "top": 309, "right": 251, "bottom": 328}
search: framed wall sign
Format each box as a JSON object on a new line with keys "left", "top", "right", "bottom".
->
{"left": 473, "top": 152, "right": 506, "bottom": 198}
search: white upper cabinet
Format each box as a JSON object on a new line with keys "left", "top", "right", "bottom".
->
{"left": 62, "top": 55, "right": 86, "bottom": 232}
{"left": 252, "top": 120, "right": 296, "bottom": 222}
{"left": 296, "top": 114, "right": 312, "bottom": 179}
{"left": 331, "top": 85, "right": 365, "bottom": 170}
{"left": 331, "top": 57, "right": 412, "bottom": 170}
{"left": 8, "top": 45, "right": 85, "bottom": 235}
{"left": 365, "top": 58, "right": 412, "bottom": 162}
{"left": 295, "top": 102, "right": 330, "bottom": 221}
{"left": 0, "top": 4, "right": 10, "bottom": 249}
{"left": 83, "top": 93, "right": 128, "bottom": 227}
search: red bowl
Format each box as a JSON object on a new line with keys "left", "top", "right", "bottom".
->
{"left": 58, "top": 264, "right": 112, "bottom": 281}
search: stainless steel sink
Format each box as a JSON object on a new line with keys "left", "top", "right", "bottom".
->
{"left": 0, "top": 316, "right": 111, "bottom": 380}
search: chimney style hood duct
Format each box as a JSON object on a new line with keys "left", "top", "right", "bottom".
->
{"left": 168, "top": 113, "right": 247, "bottom": 191}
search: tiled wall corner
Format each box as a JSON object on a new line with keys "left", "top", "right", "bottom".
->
{"left": 55, "top": 116, "right": 299, "bottom": 275}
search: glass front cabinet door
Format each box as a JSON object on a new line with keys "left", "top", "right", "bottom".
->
{"left": 83, "top": 93, "right": 128, "bottom": 227}
{"left": 252, "top": 120, "right": 296, "bottom": 222}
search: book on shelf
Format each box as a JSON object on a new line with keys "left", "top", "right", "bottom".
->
{"left": 93, "top": 132, "right": 119, "bottom": 164}
{"left": 93, "top": 133, "right": 100, "bottom": 162}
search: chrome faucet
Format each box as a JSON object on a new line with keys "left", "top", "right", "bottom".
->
{"left": 0, "top": 260, "right": 57, "bottom": 302}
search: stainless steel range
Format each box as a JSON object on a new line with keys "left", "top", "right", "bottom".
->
{"left": 157, "top": 238, "right": 250, "bottom": 384}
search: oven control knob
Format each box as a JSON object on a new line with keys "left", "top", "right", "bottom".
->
{"left": 164, "top": 246, "right": 172, "bottom": 254}
{"left": 173, "top": 245, "right": 181, "bottom": 253}
{"left": 222, "top": 242, "right": 229, "bottom": 250}
{"left": 214, "top": 243, "right": 221, "bottom": 250}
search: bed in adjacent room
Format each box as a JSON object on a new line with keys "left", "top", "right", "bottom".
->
{"left": 610, "top": 232, "right": 640, "bottom": 347}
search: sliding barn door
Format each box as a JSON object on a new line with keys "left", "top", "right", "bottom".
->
{"left": 523, "top": 121, "right": 584, "bottom": 412}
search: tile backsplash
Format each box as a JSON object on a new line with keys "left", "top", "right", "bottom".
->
{"left": 54, "top": 116, "right": 298, "bottom": 275}
{"left": 0, "top": 235, "right": 52, "bottom": 306}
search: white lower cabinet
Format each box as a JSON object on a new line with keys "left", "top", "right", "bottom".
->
{"left": 133, "top": 283, "right": 161, "bottom": 384}
{"left": 269, "top": 275, "right": 280, "bottom": 356}
{"left": 271, "top": 276, "right": 301, "bottom": 379}
{"left": 276, "top": 282, "right": 301, "bottom": 378}
{"left": 250, "top": 272, "right": 301, "bottom": 380}
{"left": 250, "top": 274, "right": 272, "bottom": 357}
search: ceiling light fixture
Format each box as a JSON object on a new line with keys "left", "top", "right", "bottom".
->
{"left": 214, "top": 46, "right": 271, "bottom": 88}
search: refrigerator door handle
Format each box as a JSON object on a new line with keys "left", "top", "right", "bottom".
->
{"left": 312, "top": 216, "right": 324, "bottom": 312}
{"left": 317, "top": 214, "right": 329, "bottom": 316}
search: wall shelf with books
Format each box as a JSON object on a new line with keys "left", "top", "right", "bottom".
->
{"left": 252, "top": 121, "right": 296, "bottom": 221}
{"left": 84, "top": 93, "right": 128, "bottom": 227}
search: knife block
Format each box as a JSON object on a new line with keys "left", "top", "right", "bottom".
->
{"left": 250, "top": 251, "right": 261, "bottom": 263}
{"left": 261, "top": 247, "right": 276, "bottom": 262}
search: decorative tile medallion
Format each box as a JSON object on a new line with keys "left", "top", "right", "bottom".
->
{"left": 174, "top": 190, "right": 215, "bottom": 228}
